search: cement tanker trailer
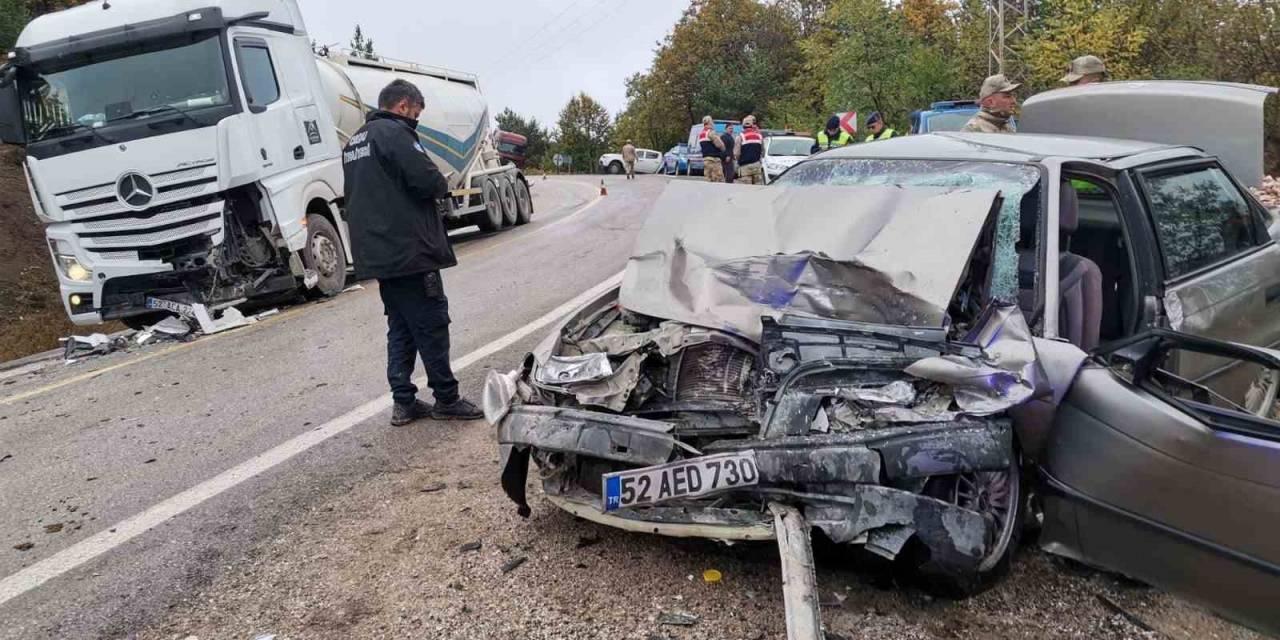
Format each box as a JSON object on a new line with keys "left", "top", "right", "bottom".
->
{"left": 316, "top": 51, "right": 533, "bottom": 232}
{"left": 0, "top": 0, "right": 532, "bottom": 327}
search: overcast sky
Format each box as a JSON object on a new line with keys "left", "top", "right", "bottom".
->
{"left": 297, "top": 0, "right": 689, "bottom": 130}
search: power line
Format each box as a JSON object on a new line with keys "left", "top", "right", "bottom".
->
{"left": 490, "top": 0, "right": 623, "bottom": 80}
{"left": 486, "top": 0, "right": 592, "bottom": 69}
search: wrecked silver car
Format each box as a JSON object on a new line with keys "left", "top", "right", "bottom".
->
{"left": 488, "top": 180, "right": 1043, "bottom": 594}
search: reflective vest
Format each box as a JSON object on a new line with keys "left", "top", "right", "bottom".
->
{"left": 864, "top": 128, "right": 897, "bottom": 142}
{"left": 816, "top": 130, "right": 852, "bottom": 150}
{"left": 697, "top": 126, "right": 724, "bottom": 159}
{"left": 738, "top": 128, "right": 763, "bottom": 165}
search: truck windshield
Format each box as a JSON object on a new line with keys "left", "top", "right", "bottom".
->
{"left": 18, "top": 34, "right": 231, "bottom": 141}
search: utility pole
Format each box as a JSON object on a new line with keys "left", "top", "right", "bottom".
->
{"left": 987, "top": 0, "right": 1031, "bottom": 76}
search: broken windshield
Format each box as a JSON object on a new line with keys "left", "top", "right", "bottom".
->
{"left": 775, "top": 159, "right": 1042, "bottom": 301}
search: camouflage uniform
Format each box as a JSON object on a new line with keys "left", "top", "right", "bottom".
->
{"left": 961, "top": 110, "right": 1017, "bottom": 133}
{"left": 703, "top": 157, "right": 725, "bottom": 182}
{"left": 736, "top": 162, "right": 763, "bottom": 184}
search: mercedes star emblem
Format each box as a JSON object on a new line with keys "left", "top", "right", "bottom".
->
{"left": 116, "top": 172, "right": 155, "bottom": 209}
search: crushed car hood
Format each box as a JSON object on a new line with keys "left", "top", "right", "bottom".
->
{"left": 620, "top": 182, "right": 1002, "bottom": 341}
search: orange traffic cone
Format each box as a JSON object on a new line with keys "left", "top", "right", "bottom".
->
{"left": 600, "top": 179, "right": 608, "bottom": 196}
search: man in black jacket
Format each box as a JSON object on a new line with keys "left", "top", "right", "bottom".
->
{"left": 343, "top": 79, "right": 482, "bottom": 425}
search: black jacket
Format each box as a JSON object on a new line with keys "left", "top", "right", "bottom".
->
{"left": 342, "top": 110, "right": 455, "bottom": 280}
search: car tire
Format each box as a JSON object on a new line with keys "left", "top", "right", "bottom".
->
{"left": 303, "top": 214, "right": 347, "bottom": 297}
{"left": 477, "top": 179, "right": 503, "bottom": 232}
{"left": 513, "top": 178, "right": 533, "bottom": 225}
{"left": 913, "top": 454, "right": 1025, "bottom": 598}
{"left": 607, "top": 161, "right": 623, "bottom": 175}
{"left": 498, "top": 175, "right": 518, "bottom": 227}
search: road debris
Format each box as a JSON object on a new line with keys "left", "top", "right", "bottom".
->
{"left": 656, "top": 612, "right": 699, "bottom": 626}
{"left": 702, "top": 569, "right": 722, "bottom": 583}
{"left": 43, "top": 523, "right": 63, "bottom": 533}
{"left": 500, "top": 556, "right": 527, "bottom": 574}
{"left": 421, "top": 482, "right": 448, "bottom": 493}
{"left": 1096, "top": 594, "right": 1162, "bottom": 636}
{"left": 62, "top": 333, "right": 129, "bottom": 362}
{"left": 13, "top": 541, "right": 33, "bottom": 551}
{"left": 459, "top": 541, "right": 482, "bottom": 552}
{"left": 342, "top": 284, "right": 366, "bottom": 293}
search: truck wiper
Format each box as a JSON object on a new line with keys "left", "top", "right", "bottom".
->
{"left": 115, "top": 103, "right": 198, "bottom": 125}
{"left": 38, "top": 122, "right": 113, "bottom": 145}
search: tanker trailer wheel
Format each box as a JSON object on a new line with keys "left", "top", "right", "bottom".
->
{"left": 513, "top": 179, "right": 532, "bottom": 225}
{"left": 304, "top": 214, "right": 348, "bottom": 297}
{"left": 498, "top": 175, "right": 518, "bottom": 227}
{"left": 476, "top": 179, "right": 503, "bottom": 232}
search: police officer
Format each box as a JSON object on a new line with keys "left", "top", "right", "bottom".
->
{"left": 962, "top": 74, "right": 1020, "bottom": 134}
{"left": 813, "top": 115, "right": 852, "bottom": 153}
{"left": 697, "top": 115, "right": 726, "bottom": 182}
{"left": 735, "top": 115, "right": 765, "bottom": 185}
{"left": 1061, "top": 55, "right": 1106, "bottom": 86}
{"left": 863, "top": 111, "right": 898, "bottom": 141}
{"left": 342, "top": 79, "right": 483, "bottom": 426}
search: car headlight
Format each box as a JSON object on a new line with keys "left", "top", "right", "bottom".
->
{"left": 49, "top": 239, "right": 92, "bottom": 282}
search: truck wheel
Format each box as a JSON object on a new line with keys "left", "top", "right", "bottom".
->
{"left": 608, "top": 161, "right": 623, "bottom": 175}
{"left": 513, "top": 179, "right": 532, "bottom": 225}
{"left": 304, "top": 214, "right": 347, "bottom": 297}
{"left": 498, "top": 175, "right": 518, "bottom": 227}
{"left": 477, "top": 179, "right": 503, "bottom": 232}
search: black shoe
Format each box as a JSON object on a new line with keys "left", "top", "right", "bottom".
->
{"left": 391, "top": 399, "right": 433, "bottom": 426}
{"left": 431, "top": 397, "right": 483, "bottom": 421}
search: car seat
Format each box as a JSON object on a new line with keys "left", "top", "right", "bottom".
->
{"left": 1017, "top": 183, "right": 1103, "bottom": 351}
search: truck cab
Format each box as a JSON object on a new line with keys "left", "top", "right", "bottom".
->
{"left": 0, "top": 0, "right": 348, "bottom": 327}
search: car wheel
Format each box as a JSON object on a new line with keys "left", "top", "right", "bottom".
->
{"left": 513, "top": 178, "right": 533, "bottom": 225}
{"left": 303, "top": 214, "right": 347, "bottom": 297}
{"left": 477, "top": 179, "right": 503, "bottom": 232}
{"left": 915, "top": 456, "right": 1024, "bottom": 597}
{"left": 608, "top": 161, "right": 623, "bottom": 175}
{"left": 498, "top": 175, "right": 518, "bottom": 227}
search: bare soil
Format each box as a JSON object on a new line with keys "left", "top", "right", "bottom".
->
{"left": 0, "top": 145, "right": 121, "bottom": 362}
{"left": 135, "top": 416, "right": 1264, "bottom": 640}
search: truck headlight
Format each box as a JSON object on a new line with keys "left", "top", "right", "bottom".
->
{"left": 49, "top": 239, "right": 92, "bottom": 282}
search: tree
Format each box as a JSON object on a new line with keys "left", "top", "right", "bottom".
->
{"left": 350, "top": 25, "right": 376, "bottom": 59}
{"left": 554, "top": 93, "right": 613, "bottom": 172}
{"left": 494, "top": 107, "right": 551, "bottom": 168}
{"left": 1019, "top": 0, "right": 1149, "bottom": 93}
{"left": 0, "top": 0, "right": 30, "bottom": 53}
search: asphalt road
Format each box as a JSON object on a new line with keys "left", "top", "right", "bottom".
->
{"left": 0, "top": 175, "right": 1264, "bottom": 640}
{"left": 0, "top": 174, "right": 655, "bottom": 639}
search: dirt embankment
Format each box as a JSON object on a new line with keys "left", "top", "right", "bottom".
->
{"left": 0, "top": 145, "right": 120, "bottom": 362}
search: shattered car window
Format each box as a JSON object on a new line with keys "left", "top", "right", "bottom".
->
{"left": 775, "top": 159, "right": 1042, "bottom": 301}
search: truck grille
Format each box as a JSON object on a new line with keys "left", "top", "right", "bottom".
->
{"left": 54, "top": 164, "right": 224, "bottom": 262}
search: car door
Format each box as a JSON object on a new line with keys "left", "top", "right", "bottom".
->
{"left": 1133, "top": 159, "right": 1280, "bottom": 398}
{"left": 1040, "top": 330, "right": 1280, "bottom": 636}
{"left": 637, "top": 147, "right": 660, "bottom": 172}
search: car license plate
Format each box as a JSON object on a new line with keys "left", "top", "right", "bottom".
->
{"left": 602, "top": 451, "right": 758, "bottom": 512}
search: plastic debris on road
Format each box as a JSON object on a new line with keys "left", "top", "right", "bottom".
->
{"left": 702, "top": 569, "right": 722, "bottom": 583}
{"left": 62, "top": 333, "right": 128, "bottom": 362}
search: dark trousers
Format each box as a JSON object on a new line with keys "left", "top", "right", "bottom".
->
{"left": 723, "top": 159, "right": 736, "bottom": 183}
{"left": 378, "top": 271, "right": 459, "bottom": 406}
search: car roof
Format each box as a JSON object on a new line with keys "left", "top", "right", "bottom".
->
{"left": 769, "top": 135, "right": 814, "bottom": 141}
{"left": 819, "top": 132, "right": 1201, "bottom": 165}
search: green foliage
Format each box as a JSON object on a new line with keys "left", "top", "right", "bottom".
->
{"left": 1019, "top": 0, "right": 1149, "bottom": 93}
{"left": 350, "top": 25, "right": 375, "bottom": 59}
{"left": 495, "top": 107, "right": 551, "bottom": 168}
{"left": 553, "top": 92, "right": 613, "bottom": 172}
{"left": 0, "top": 0, "right": 30, "bottom": 53}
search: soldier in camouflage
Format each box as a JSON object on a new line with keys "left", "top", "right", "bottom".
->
{"left": 962, "top": 74, "right": 1021, "bottom": 134}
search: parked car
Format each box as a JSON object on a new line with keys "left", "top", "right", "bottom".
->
{"left": 487, "top": 81, "right": 1280, "bottom": 635}
{"left": 685, "top": 119, "right": 740, "bottom": 175}
{"left": 916, "top": 100, "right": 980, "bottom": 133}
{"left": 664, "top": 144, "right": 690, "bottom": 175}
{"left": 599, "top": 148, "right": 664, "bottom": 175}
{"left": 761, "top": 135, "right": 814, "bottom": 183}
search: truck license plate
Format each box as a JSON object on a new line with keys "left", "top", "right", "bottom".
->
{"left": 602, "top": 451, "right": 758, "bottom": 512}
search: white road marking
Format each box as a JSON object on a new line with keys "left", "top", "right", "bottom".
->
{"left": 0, "top": 270, "right": 625, "bottom": 607}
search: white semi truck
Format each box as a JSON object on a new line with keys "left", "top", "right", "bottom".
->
{"left": 0, "top": 0, "right": 531, "bottom": 328}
